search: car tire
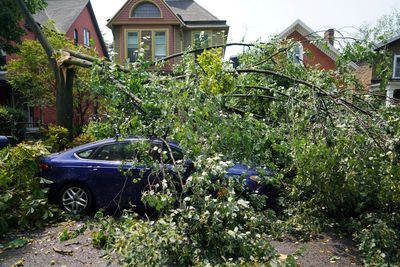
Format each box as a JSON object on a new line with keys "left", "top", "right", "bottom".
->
{"left": 58, "top": 183, "right": 93, "bottom": 215}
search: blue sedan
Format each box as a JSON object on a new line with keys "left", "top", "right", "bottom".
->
{"left": 40, "top": 137, "right": 276, "bottom": 214}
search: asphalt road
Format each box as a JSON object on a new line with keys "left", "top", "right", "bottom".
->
{"left": 0, "top": 222, "right": 362, "bottom": 267}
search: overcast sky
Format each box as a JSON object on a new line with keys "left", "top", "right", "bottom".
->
{"left": 91, "top": 0, "right": 400, "bottom": 56}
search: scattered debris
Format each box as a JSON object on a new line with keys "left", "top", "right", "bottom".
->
{"left": 11, "top": 258, "right": 24, "bottom": 267}
{"left": 53, "top": 247, "right": 73, "bottom": 256}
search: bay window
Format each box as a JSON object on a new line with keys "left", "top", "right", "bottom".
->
{"left": 126, "top": 30, "right": 167, "bottom": 62}
{"left": 127, "top": 32, "right": 139, "bottom": 62}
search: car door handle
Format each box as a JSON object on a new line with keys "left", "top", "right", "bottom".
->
{"left": 88, "top": 166, "right": 100, "bottom": 171}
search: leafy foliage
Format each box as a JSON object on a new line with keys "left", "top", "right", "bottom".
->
{"left": 6, "top": 24, "right": 100, "bottom": 129}
{"left": 0, "top": 142, "right": 59, "bottom": 236}
{"left": 0, "top": 0, "right": 47, "bottom": 53}
{"left": 43, "top": 124, "right": 69, "bottom": 152}
{"left": 85, "top": 34, "right": 400, "bottom": 265}
{"left": 0, "top": 105, "right": 27, "bottom": 139}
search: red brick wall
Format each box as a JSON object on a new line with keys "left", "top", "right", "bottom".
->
{"left": 5, "top": 22, "right": 36, "bottom": 62}
{"left": 67, "top": 5, "right": 106, "bottom": 57}
{"left": 287, "top": 31, "right": 336, "bottom": 70}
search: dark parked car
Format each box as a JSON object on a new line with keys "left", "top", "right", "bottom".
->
{"left": 0, "top": 136, "right": 10, "bottom": 149}
{"left": 0, "top": 136, "right": 16, "bottom": 149}
{"left": 40, "top": 137, "right": 276, "bottom": 214}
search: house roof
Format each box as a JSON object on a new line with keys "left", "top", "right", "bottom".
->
{"left": 375, "top": 33, "right": 400, "bottom": 50}
{"left": 33, "top": 0, "right": 89, "bottom": 33}
{"left": 165, "top": 0, "right": 226, "bottom": 26}
{"left": 278, "top": 19, "right": 358, "bottom": 69}
{"left": 32, "top": 0, "right": 109, "bottom": 58}
{"left": 107, "top": 0, "right": 228, "bottom": 29}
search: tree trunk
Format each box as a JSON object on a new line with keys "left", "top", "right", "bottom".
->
{"left": 14, "top": 0, "right": 73, "bottom": 137}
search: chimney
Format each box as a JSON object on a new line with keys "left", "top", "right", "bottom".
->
{"left": 324, "top": 29, "right": 335, "bottom": 46}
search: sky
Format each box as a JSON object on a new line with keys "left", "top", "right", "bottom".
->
{"left": 91, "top": 0, "right": 400, "bottom": 56}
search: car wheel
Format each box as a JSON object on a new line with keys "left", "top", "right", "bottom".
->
{"left": 59, "top": 183, "right": 93, "bottom": 215}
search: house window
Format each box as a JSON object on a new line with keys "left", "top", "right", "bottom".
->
{"left": 155, "top": 31, "right": 166, "bottom": 60}
{"left": 289, "top": 42, "right": 304, "bottom": 65}
{"left": 193, "top": 31, "right": 211, "bottom": 48}
{"left": 393, "top": 89, "right": 400, "bottom": 102}
{"left": 0, "top": 50, "right": 6, "bottom": 68}
{"left": 126, "top": 30, "right": 167, "bottom": 62}
{"left": 83, "top": 28, "right": 90, "bottom": 47}
{"left": 132, "top": 3, "right": 161, "bottom": 18}
{"left": 127, "top": 31, "right": 139, "bottom": 62}
{"left": 73, "top": 29, "right": 78, "bottom": 45}
{"left": 141, "top": 30, "right": 152, "bottom": 59}
{"left": 393, "top": 55, "right": 400, "bottom": 79}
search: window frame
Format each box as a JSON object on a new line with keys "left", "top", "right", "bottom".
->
{"left": 393, "top": 55, "right": 400, "bottom": 79}
{"left": 73, "top": 29, "right": 78, "bottom": 45}
{"left": 130, "top": 2, "right": 162, "bottom": 18}
{"left": 83, "top": 28, "right": 90, "bottom": 47}
{"left": 125, "top": 29, "right": 168, "bottom": 62}
{"left": 127, "top": 31, "right": 140, "bottom": 62}
{"left": 289, "top": 42, "right": 304, "bottom": 65}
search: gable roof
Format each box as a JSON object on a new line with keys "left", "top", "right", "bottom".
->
{"left": 33, "top": 0, "right": 89, "bottom": 33}
{"left": 278, "top": 19, "right": 339, "bottom": 61}
{"left": 278, "top": 19, "right": 358, "bottom": 69}
{"left": 107, "top": 0, "right": 228, "bottom": 29}
{"left": 32, "top": 0, "right": 109, "bottom": 58}
{"left": 375, "top": 33, "right": 400, "bottom": 50}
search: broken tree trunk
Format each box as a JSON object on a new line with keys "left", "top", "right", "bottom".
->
{"left": 15, "top": 0, "right": 74, "bottom": 136}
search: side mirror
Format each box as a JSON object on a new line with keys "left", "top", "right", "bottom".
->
{"left": 184, "top": 160, "right": 195, "bottom": 172}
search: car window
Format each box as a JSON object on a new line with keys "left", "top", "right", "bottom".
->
{"left": 152, "top": 145, "right": 183, "bottom": 164}
{"left": 76, "top": 149, "right": 95, "bottom": 159}
{"left": 92, "top": 143, "right": 122, "bottom": 161}
{"left": 91, "top": 142, "right": 138, "bottom": 161}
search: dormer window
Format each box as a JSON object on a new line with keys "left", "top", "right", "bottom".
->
{"left": 132, "top": 2, "right": 161, "bottom": 18}
{"left": 393, "top": 55, "right": 400, "bottom": 79}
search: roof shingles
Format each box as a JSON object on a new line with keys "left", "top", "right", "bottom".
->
{"left": 165, "top": 0, "right": 227, "bottom": 27}
{"left": 32, "top": 0, "right": 89, "bottom": 33}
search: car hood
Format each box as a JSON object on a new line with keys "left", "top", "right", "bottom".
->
{"left": 226, "top": 164, "right": 257, "bottom": 176}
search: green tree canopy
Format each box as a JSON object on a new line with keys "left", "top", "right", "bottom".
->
{"left": 0, "top": 0, "right": 47, "bottom": 53}
{"left": 6, "top": 24, "right": 100, "bottom": 128}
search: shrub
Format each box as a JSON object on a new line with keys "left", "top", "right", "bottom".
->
{"left": 0, "top": 142, "right": 60, "bottom": 236}
{"left": 70, "top": 134, "right": 96, "bottom": 147}
{"left": 43, "top": 124, "right": 69, "bottom": 152}
{"left": 291, "top": 133, "right": 400, "bottom": 218}
{"left": 0, "top": 106, "right": 27, "bottom": 140}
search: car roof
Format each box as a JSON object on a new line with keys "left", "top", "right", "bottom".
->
{"left": 69, "top": 137, "right": 181, "bottom": 154}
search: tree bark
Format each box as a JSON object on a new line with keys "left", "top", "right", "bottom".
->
{"left": 14, "top": 0, "right": 73, "bottom": 136}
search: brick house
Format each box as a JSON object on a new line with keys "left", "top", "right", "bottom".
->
{"left": 371, "top": 34, "right": 400, "bottom": 104}
{"left": 107, "top": 0, "right": 229, "bottom": 64}
{"left": 278, "top": 19, "right": 358, "bottom": 71}
{"left": 0, "top": 0, "right": 108, "bottom": 127}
